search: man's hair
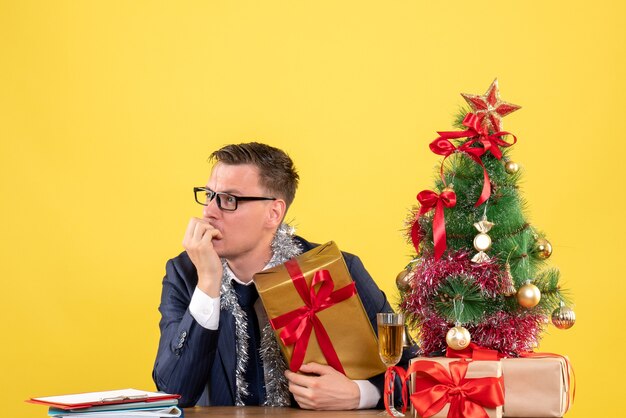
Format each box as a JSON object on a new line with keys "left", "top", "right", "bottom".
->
{"left": 209, "top": 142, "right": 299, "bottom": 207}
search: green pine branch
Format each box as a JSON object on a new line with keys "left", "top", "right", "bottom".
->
{"left": 434, "top": 276, "right": 487, "bottom": 324}
{"left": 534, "top": 268, "right": 568, "bottom": 314}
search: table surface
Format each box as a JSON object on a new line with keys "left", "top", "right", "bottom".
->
{"left": 182, "top": 407, "right": 384, "bottom": 417}
{"left": 181, "top": 407, "right": 563, "bottom": 417}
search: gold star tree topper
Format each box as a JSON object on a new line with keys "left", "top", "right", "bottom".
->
{"left": 461, "top": 79, "right": 521, "bottom": 132}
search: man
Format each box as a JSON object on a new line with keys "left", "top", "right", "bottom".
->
{"left": 153, "top": 142, "right": 412, "bottom": 410}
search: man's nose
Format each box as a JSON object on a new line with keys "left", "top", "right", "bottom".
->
{"left": 202, "top": 196, "right": 220, "bottom": 218}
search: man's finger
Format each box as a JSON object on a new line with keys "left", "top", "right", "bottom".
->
{"left": 192, "top": 219, "right": 214, "bottom": 241}
{"left": 299, "top": 362, "right": 336, "bottom": 376}
{"left": 200, "top": 228, "right": 222, "bottom": 243}
{"left": 288, "top": 380, "right": 312, "bottom": 398}
{"left": 287, "top": 380, "right": 315, "bottom": 409}
{"left": 292, "top": 394, "right": 314, "bottom": 410}
{"left": 183, "top": 217, "right": 199, "bottom": 245}
{"left": 285, "top": 370, "right": 315, "bottom": 388}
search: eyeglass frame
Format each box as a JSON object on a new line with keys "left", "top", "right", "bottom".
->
{"left": 193, "top": 186, "right": 277, "bottom": 211}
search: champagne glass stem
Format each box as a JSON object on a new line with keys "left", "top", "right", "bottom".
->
{"left": 389, "top": 368, "right": 395, "bottom": 413}
{"left": 382, "top": 367, "right": 404, "bottom": 417}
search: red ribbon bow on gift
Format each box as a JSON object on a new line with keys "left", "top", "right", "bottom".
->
{"left": 269, "top": 259, "right": 357, "bottom": 374}
{"left": 445, "top": 342, "right": 505, "bottom": 361}
{"left": 430, "top": 113, "right": 517, "bottom": 207}
{"left": 412, "top": 189, "right": 457, "bottom": 260}
{"left": 408, "top": 360, "right": 505, "bottom": 418}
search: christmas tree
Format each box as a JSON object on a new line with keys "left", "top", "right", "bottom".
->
{"left": 398, "top": 79, "right": 576, "bottom": 357}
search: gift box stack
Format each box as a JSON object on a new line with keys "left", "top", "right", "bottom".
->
{"left": 406, "top": 353, "right": 573, "bottom": 417}
{"left": 395, "top": 80, "right": 576, "bottom": 417}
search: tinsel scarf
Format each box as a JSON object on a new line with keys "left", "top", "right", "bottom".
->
{"left": 219, "top": 224, "right": 303, "bottom": 406}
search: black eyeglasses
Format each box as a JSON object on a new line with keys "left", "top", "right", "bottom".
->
{"left": 194, "top": 187, "right": 276, "bottom": 211}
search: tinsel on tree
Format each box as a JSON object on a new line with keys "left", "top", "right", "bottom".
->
{"left": 398, "top": 79, "right": 575, "bottom": 357}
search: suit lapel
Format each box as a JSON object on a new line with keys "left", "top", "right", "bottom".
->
{"left": 216, "top": 310, "right": 237, "bottom": 403}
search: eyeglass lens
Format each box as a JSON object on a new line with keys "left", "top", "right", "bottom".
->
{"left": 195, "top": 188, "right": 237, "bottom": 210}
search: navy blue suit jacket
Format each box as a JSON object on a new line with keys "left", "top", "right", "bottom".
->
{"left": 152, "top": 237, "right": 414, "bottom": 408}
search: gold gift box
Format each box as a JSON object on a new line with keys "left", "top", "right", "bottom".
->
{"left": 253, "top": 241, "right": 386, "bottom": 380}
{"left": 409, "top": 357, "right": 503, "bottom": 418}
{"left": 501, "top": 356, "right": 572, "bottom": 417}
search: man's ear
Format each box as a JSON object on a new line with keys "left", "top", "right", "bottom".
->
{"left": 266, "top": 199, "right": 287, "bottom": 228}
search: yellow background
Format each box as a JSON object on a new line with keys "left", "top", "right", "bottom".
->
{"left": 1, "top": 1, "right": 623, "bottom": 416}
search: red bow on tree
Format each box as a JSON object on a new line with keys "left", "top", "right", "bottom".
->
{"left": 429, "top": 113, "right": 517, "bottom": 207}
{"left": 411, "top": 188, "right": 456, "bottom": 260}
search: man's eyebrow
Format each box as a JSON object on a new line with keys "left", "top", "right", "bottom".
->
{"left": 206, "top": 186, "right": 243, "bottom": 195}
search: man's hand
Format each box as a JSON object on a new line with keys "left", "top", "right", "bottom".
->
{"left": 182, "top": 217, "right": 223, "bottom": 297}
{"left": 285, "top": 362, "right": 360, "bottom": 410}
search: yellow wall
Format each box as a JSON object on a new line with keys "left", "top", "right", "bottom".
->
{"left": 1, "top": 1, "right": 623, "bottom": 416}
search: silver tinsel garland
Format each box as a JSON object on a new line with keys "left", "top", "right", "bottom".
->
{"left": 219, "top": 223, "right": 302, "bottom": 406}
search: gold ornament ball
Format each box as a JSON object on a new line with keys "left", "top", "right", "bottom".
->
{"left": 517, "top": 282, "right": 541, "bottom": 308}
{"left": 534, "top": 238, "right": 553, "bottom": 259}
{"left": 446, "top": 325, "right": 471, "bottom": 350}
{"left": 505, "top": 161, "right": 519, "bottom": 174}
{"left": 552, "top": 305, "right": 576, "bottom": 329}
{"left": 396, "top": 269, "right": 412, "bottom": 292}
{"left": 473, "top": 233, "right": 492, "bottom": 252}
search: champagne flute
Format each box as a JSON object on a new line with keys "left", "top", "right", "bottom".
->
{"left": 377, "top": 312, "right": 405, "bottom": 417}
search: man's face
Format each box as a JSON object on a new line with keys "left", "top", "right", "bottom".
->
{"left": 202, "top": 162, "right": 278, "bottom": 260}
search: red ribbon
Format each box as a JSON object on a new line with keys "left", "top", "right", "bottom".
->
{"left": 383, "top": 366, "right": 409, "bottom": 416}
{"left": 435, "top": 113, "right": 517, "bottom": 159}
{"left": 410, "top": 217, "right": 424, "bottom": 254}
{"left": 269, "top": 259, "right": 357, "bottom": 374}
{"left": 445, "top": 342, "right": 505, "bottom": 361}
{"left": 445, "top": 347, "right": 574, "bottom": 413}
{"left": 430, "top": 113, "right": 517, "bottom": 207}
{"left": 408, "top": 360, "right": 505, "bottom": 418}
{"left": 415, "top": 189, "right": 457, "bottom": 260}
